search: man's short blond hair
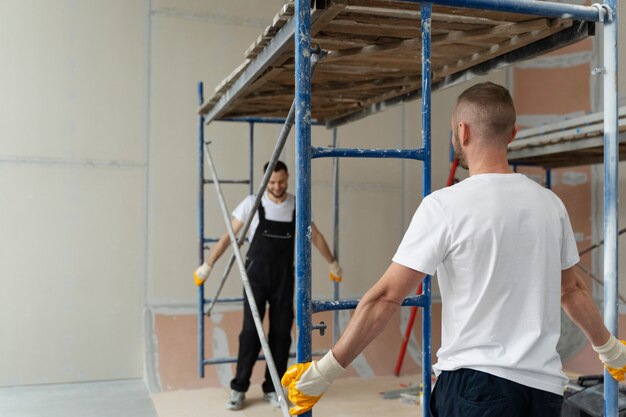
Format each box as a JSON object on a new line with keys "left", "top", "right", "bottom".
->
{"left": 453, "top": 82, "right": 516, "bottom": 146}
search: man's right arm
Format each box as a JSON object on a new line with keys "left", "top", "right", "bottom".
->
{"left": 194, "top": 218, "right": 244, "bottom": 285}
{"left": 332, "top": 262, "right": 426, "bottom": 366}
{"left": 281, "top": 262, "right": 425, "bottom": 415}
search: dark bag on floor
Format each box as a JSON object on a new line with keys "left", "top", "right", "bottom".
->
{"left": 562, "top": 375, "right": 626, "bottom": 417}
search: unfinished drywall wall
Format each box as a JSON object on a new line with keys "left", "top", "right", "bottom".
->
{"left": 0, "top": 0, "right": 147, "bottom": 385}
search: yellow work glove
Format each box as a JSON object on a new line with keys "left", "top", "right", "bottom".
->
{"left": 194, "top": 263, "right": 212, "bottom": 286}
{"left": 592, "top": 335, "right": 626, "bottom": 381}
{"left": 329, "top": 260, "right": 343, "bottom": 283}
{"left": 281, "top": 350, "right": 345, "bottom": 415}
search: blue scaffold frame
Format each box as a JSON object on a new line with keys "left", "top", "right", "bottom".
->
{"left": 290, "top": 1, "right": 616, "bottom": 417}
{"left": 198, "top": 0, "right": 619, "bottom": 415}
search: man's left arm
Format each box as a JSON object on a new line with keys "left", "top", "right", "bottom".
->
{"left": 311, "top": 222, "right": 342, "bottom": 282}
{"left": 561, "top": 266, "right": 626, "bottom": 380}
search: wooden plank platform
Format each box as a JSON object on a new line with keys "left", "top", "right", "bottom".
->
{"left": 508, "top": 107, "right": 626, "bottom": 168}
{"left": 199, "top": 0, "right": 593, "bottom": 126}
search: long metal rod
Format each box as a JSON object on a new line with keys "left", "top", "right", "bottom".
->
{"left": 249, "top": 122, "right": 254, "bottom": 195}
{"left": 312, "top": 295, "right": 427, "bottom": 313}
{"left": 331, "top": 128, "right": 340, "bottom": 344}
{"left": 204, "top": 54, "right": 320, "bottom": 317}
{"left": 204, "top": 350, "right": 328, "bottom": 366}
{"left": 204, "top": 143, "right": 291, "bottom": 417}
{"left": 603, "top": 1, "right": 619, "bottom": 415}
{"left": 220, "top": 116, "right": 324, "bottom": 126}
{"left": 204, "top": 296, "right": 244, "bottom": 304}
{"left": 421, "top": 3, "right": 433, "bottom": 416}
{"left": 197, "top": 82, "right": 206, "bottom": 379}
{"left": 428, "top": 0, "right": 601, "bottom": 22}
{"left": 203, "top": 179, "right": 250, "bottom": 185}
{"left": 312, "top": 146, "right": 426, "bottom": 160}
{"left": 294, "top": 6, "right": 314, "bottom": 417}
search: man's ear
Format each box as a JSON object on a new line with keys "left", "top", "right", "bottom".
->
{"left": 458, "top": 122, "right": 470, "bottom": 145}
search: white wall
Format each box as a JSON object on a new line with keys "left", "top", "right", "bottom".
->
{"left": 2, "top": 0, "right": 621, "bottom": 389}
{"left": 0, "top": 0, "right": 147, "bottom": 385}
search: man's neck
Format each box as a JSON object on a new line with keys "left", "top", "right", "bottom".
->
{"left": 467, "top": 149, "right": 513, "bottom": 176}
{"left": 266, "top": 191, "right": 288, "bottom": 204}
{"left": 469, "top": 164, "right": 514, "bottom": 176}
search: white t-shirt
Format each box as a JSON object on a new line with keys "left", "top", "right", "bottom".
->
{"left": 392, "top": 173, "right": 579, "bottom": 395}
{"left": 232, "top": 192, "right": 295, "bottom": 240}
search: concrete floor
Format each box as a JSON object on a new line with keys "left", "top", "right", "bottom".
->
{"left": 0, "top": 379, "right": 158, "bottom": 417}
{"left": 152, "top": 375, "right": 424, "bottom": 417}
{"left": 0, "top": 375, "right": 424, "bottom": 417}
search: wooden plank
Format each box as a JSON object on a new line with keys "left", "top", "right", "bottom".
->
{"left": 200, "top": 3, "right": 345, "bottom": 118}
{"left": 510, "top": 118, "right": 626, "bottom": 151}
{"left": 213, "top": 60, "right": 251, "bottom": 93}
{"left": 516, "top": 106, "right": 626, "bottom": 140}
{"left": 318, "top": 18, "right": 548, "bottom": 65}
{"left": 322, "top": 19, "right": 421, "bottom": 38}
{"left": 313, "top": 0, "right": 350, "bottom": 33}
{"left": 311, "top": 37, "right": 370, "bottom": 50}
{"left": 433, "top": 18, "right": 554, "bottom": 45}
{"left": 508, "top": 132, "right": 626, "bottom": 169}
{"left": 244, "top": 3, "right": 293, "bottom": 59}
{"left": 344, "top": 0, "right": 420, "bottom": 12}
{"left": 322, "top": 37, "right": 421, "bottom": 63}
{"left": 433, "top": 19, "right": 572, "bottom": 79}
{"left": 204, "top": 0, "right": 592, "bottom": 124}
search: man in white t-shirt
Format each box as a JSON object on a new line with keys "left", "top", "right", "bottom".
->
{"left": 281, "top": 83, "right": 626, "bottom": 416}
{"left": 194, "top": 160, "right": 342, "bottom": 411}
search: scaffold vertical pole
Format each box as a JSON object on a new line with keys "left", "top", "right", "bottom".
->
{"left": 197, "top": 82, "right": 206, "bottom": 378}
{"left": 421, "top": 2, "right": 433, "bottom": 416}
{"left": 249, "top": 122, "right": 254, "bottom": 195}
{"left": 332, "top": 127, "right": 340, "bottom": 344}
{"left": 294, "top": 0, "right": 313, "bottom": 387}
{"left": 603, "top": 1, "right": 619, "bottom": 416}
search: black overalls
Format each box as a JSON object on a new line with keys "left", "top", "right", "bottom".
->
{"left": 230, "top": 202, "right": 295, "bottom": 394}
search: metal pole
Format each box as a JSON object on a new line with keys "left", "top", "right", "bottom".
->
{"left": 249, "top": 122, "right": 254, "bottom": 195}
{"left": 294, "top": 0, "right": 314, "bottom": 414}
{"left": 204, "top": 144, "right": 291, "bottom": 417}
{"left": 331, "top": 128, "right": 340, "bottom": 344}
{"left": 311, "top": 147, "right": 425, "bottom": 160}
{"left": 197, "top": 82, "right": 206, "bottom": 378}
{"left": 421, "top": 3, "right": 433, "bottom": 416}
{"left": 204, "top": 54, "right": 321, "bottom": 317}
{"left": 602, "top": 2, "right": 619, "bottom": 416}
{"left": 429, "top": 0, "right": 602, "bottom": 22}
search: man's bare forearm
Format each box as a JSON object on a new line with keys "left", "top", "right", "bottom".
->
{"left": 562, "top": 267, "right": 610, "bottom": 346}
{"left": 332, "top": 263, "right": 425, "bottom": 368}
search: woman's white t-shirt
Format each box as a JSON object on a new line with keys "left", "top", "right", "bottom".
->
{"left": 392, "top": 173, "right": 579, "bottom": 395}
